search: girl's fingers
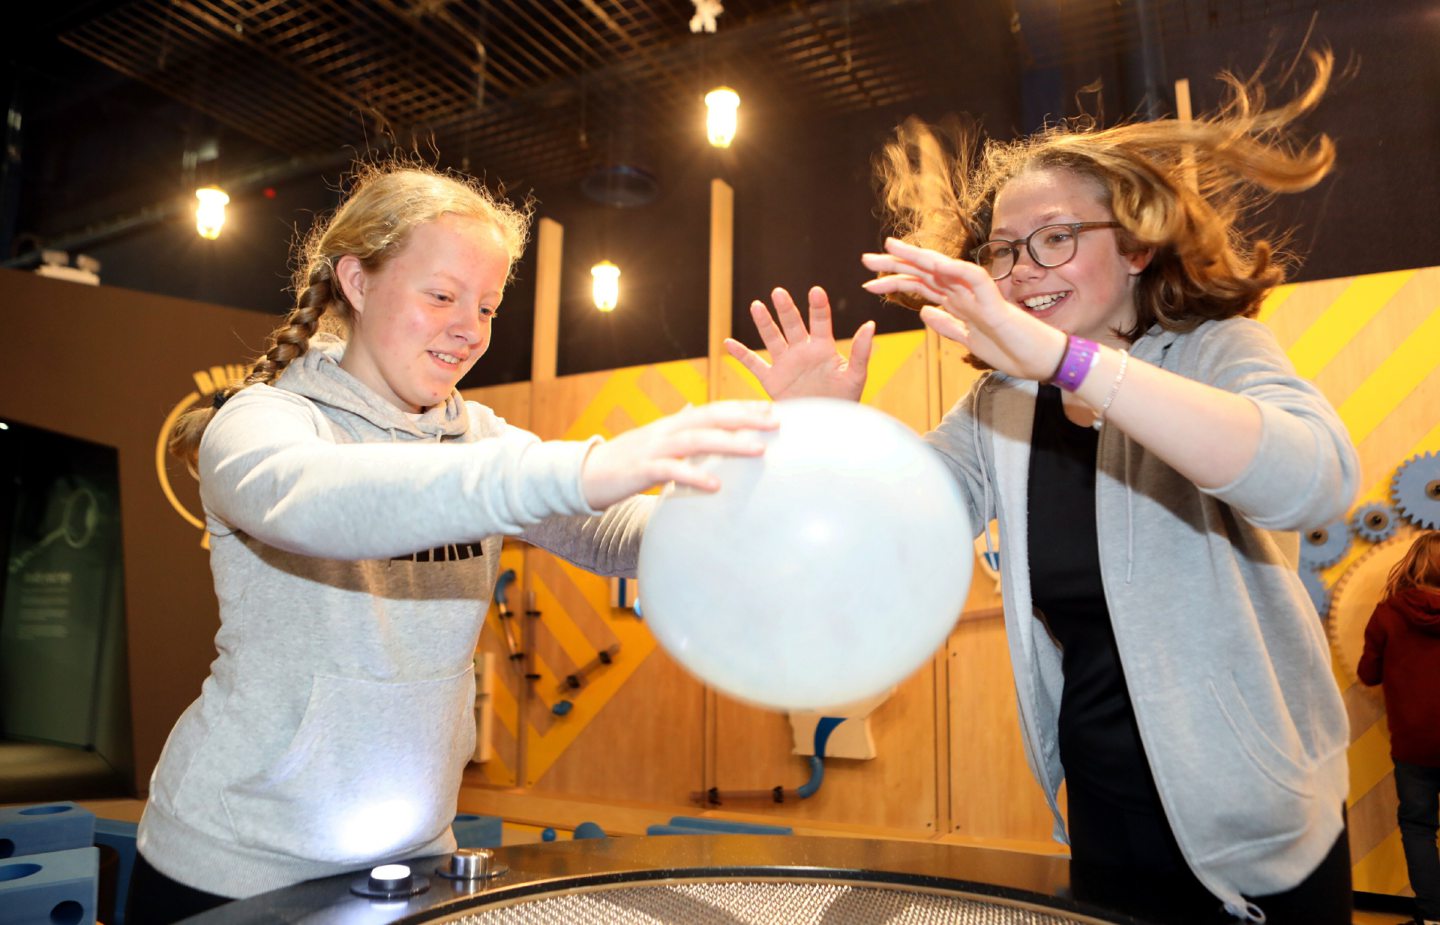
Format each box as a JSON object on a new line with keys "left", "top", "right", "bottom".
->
{"left": 771, "top": 287, "right": 809, "bottom": 344}
{"left": 749, "top": 300, "right": 788, "bottom": 356}
{"left": 862, "top": 275, "right": 949, "bottom": 307}
{"left": 723, "top": 337, "right": 772, "bottom": 379}
{"left": 920, "top": 306, "right": 971, "bottom": 344}
{"left": 805, "top": 286, "right": 835, "bottom": 341}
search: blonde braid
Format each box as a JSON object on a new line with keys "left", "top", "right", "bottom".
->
{"left": 167, "top": 260, "right": 341, "bottom": 470}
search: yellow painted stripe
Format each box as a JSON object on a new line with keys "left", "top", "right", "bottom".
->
{"left": 1337, "top": 305, "right": 1440, "bottom": 444}
{"left": 657, "top": 359, "right": 710, "bottom": 407}
{"left": 1287, "top": 270, "right": 1414, "bottom": 380}
{"left": 1352, "top": 827, "right": 1413, "bottom": 896}
{"left": 489, "top": 662, "right": 520, "bottom": 739}
{"left": 525, "top": 624, "right": 658, "bottom": 785}
{"left": 860, "top": 330, "right": 925, "bottom": 406}
{"left": 617, "top": 387, "right": 668, "bottom": 427}
{"left": 532, "top": 577, "right": 601, "bottom": 669}
{"left": 1346, "top": 720, "right": 1394, "bottom": 807}
{"left": 1254, "top": 282, "right": 1297, "bottom": 324}
{"left": 561, "top": 368, "right": 645, "bottom": 441}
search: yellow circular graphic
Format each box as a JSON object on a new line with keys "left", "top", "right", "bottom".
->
{"left": 156, "top": 390, "right": 205, "bottom": 531}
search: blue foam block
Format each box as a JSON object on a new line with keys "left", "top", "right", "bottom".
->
{"left": 0, "top": 846, "right": 98, "bottom": 925}
{"left": 665, "top": 816, "right": 793, "bottom": 836}
{"left": 0, "top": 803, "right": 96, "bottom": 858}
{"left": 646, "top": 824, "right": 717, "bottom": 836}
{"left": 451, "top": 814, "right": 503, "bottom": 849}
{"left": 94, "top": 819, "right": 137, "bottom": 925}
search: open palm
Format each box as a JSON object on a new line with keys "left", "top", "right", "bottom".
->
{"left": 723, "top": 285, "right": 875, "bottom": 402}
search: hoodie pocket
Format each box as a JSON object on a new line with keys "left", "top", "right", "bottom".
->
{"left": 221, "top": 666, "right": 474, "bottom": 865}
{"left": 1208, "top": 673, "right": 1315, "bottom": 799}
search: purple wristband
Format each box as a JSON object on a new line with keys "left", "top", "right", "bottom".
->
{"left": 1051, "top": 335, "right": 1099, "bottom": 392}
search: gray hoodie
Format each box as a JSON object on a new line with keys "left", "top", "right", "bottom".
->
{"left": 924, "top": 317, "right": 1357, "bottom": 922}
{"left": 137, "top": 336, "right": 648, "bottom": 897}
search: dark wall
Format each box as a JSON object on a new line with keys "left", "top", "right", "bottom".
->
{"left": 0, "top": 268, "right": 276, "bottom": 793}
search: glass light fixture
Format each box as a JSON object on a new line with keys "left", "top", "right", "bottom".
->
{"left": 591, "top": 260, "right": 620, "bottom": 312}
{"left": 195, "top": 186, "right": 230, "bottom": 240}
{"left": 704, "top": 86, "right": 740, "bottom": 148}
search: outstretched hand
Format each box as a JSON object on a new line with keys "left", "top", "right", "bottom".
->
{"left": 861, "top": 238, "right": 1065, "bottom": 382}
{"left": 723, "top": 286, "right": 875, "bottom": 402}
{"left": 580, "top": 401, "right": 777, "bottom": 509}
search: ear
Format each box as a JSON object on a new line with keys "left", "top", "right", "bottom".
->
{"left": 1127, "top": 247, "right": 1155, "bottom": 276}
{"left": 334, "top": 255, "right": 367, "bottom": 314}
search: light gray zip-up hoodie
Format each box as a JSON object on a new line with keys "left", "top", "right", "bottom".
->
{"left": 924, "top": 317, "right": 1357, "bottom": 923}
{"left": 138, "top": 336, "right": 649, "bottom": 898}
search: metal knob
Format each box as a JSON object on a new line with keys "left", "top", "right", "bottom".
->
{"left": 439, "top": 847, "right": 506, "bottom": 881}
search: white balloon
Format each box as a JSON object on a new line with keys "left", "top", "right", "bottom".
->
{"left": 638, "top": 398, "right": 973, "bottom": 711}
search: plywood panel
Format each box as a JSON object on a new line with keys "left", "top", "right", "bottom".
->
{"left": 462, "top": 380, "right": 532, "bottom": 431}
{"left": 947, "top": 613, "right": 1059, "bottom": 844}
{"left": 710, "top": 668, "right": 940, "bottom": 832}
{"left": 531, "top": 638, "right": 706, "bottom": 805}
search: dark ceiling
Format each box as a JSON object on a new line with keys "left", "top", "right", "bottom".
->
{"left": 4, "top": 0, "right": 1384, "bottom": 263}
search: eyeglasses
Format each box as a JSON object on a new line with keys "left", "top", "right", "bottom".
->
{"left": 972, "top": 221, "right": 1122, "bottom": 281}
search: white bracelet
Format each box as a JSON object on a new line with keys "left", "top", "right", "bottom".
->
{"left": 1091, "top": 349, "right": 1129, "bottom": 430}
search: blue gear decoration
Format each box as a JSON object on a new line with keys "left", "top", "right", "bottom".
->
{"left": 1298, "top": 519, "right": 1350, "bottom": 569}
{"left": 1299, "top": 568, "right": 1330, "bottom": 621}
{"left": 1351, "top": 502, "right": 1399, "bottom": 544}
{"left": 1392, "top": 451, "right": 1440, "bottom": 529}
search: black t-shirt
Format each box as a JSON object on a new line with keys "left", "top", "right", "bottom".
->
{"left": 1026, "top": 385, "right": 1160, "bottom": 810}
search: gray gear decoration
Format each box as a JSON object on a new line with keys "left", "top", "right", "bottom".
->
{"left": 1299, "top": 568, "right": 1330, "bottom": 620}
{"left": 1299, "top": 519, "right": 1351, "bottom": 569}
{"left": 1351, "top": 502, "right": 1399, "bottom": 544}
{"left": 1392, "top": 451, "right": 1440, "bottom": 529}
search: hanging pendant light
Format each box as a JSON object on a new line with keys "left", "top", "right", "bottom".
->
{"left": 591, "top": 260, "right": 620, "bottom": 312}
{"left": 195, "top": 186, "right": 231, "bottom": 240}
{"left": 704, "top": 86, "right": 740, "bottom": 148}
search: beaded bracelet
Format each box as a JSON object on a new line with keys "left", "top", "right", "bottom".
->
{"left": 1091, "top": 349, "right": 1130, "bottom": 430}
{"left": 1049, "top": 335, "right": 1100, "bottom": 392}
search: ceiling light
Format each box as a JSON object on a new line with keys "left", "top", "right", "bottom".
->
{"left": 591, "top": 260, "right": 620, "bottom": 312}
{"left": 195, "top": 186, "right": 230, "bottom": 240}
{"left": 705, "top": 87, "right": 740, "bottom": 148}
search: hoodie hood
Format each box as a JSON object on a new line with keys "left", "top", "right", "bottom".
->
{"left": 274, "top": 334, "right": 471, "bottom": 442}
{"left": 1393, "top": 586, "right": 1440, "bottom": 635}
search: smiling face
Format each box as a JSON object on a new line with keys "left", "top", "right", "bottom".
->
{"left": 336, "top": 213, "right": 510, "bottom": 412}
{"left": 989, "top": 167, "right": 1149, "bottom": 346}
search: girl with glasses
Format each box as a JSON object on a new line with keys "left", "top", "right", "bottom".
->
{"left": 728, "top": 50, "right": 1356, "bottom": 925}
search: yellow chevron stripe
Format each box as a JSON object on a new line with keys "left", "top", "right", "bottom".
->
{"left": 562, "top": 368, "right": 645, "bottom": 441}
{"left": 524, "top": 569, "right": 658, "bottom": 784}
{"left": 1254, "top": 281, "right": 1297, "bottom": 325}
{"left": 526, "top": 619, "right": 658, "bottom": 786}
{"left": 1287, "top": 271, "right": 1414, "bottom": 380}
{"left": 489, "top": 655, "right": 520, "bottom": 740}
{"left": 860, "top": 331, "right": 925, "bottom": 405}
{"left": 656, "top": 359, "right": 710, "bottom": 407}
{"left": 1352, "top": 827, "right": 1412, "bottom": 895}
{"left": 1337, "top": 305, "right": 1440, "bottom": 444}
{"left": 1346, "top": 719, "right": 1394, "bottom": 808}
{"left": 532, "top": 571, "right": 603, "bottom": 670}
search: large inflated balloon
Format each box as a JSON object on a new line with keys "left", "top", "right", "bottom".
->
{"left": 638, "top": 398, "right": 973, "bottom": 711}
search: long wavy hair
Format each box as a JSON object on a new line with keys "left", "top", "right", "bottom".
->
{"left": 875, "top": 49, "right": 1337, "bottom": 343}
{"left": 168, "top": 162, "right": 532, "bottom": 471}
{"left": 1385, "top": 532, "right": 1440, "bottom": 598}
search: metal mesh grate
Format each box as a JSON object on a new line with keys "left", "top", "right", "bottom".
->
{"left": 441, "top": 879, "right": 1107, "bottom": 925}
